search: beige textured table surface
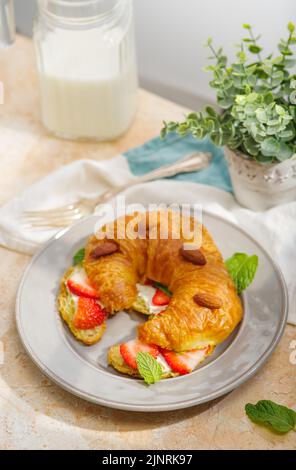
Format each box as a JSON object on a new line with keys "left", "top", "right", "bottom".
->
{"left": 0, "top": 35, "right": 295, "bottom": 450}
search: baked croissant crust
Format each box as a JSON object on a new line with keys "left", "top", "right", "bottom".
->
{"left": 84, "top": 210, "right": 243, "bottom": 351}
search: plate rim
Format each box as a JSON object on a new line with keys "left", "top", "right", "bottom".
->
{"left": 15, "top": 211, "right": 289, "bottom": 411}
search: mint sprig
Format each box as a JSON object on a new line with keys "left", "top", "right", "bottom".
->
{"left": 245, "top": 400, "right": 296, "bottom": 434}
{"left": 73, "top": 247, "right": 85, "bottom": 266}
{"left": 136, "top": 352, "right": 163, "bottom": 385}
{"left": 226, "top": 252, "right": 258, "bottom": 294}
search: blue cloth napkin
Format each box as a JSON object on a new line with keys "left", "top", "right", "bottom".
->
{"left": 124, "top": 133, "right": 232, "bottom": 193}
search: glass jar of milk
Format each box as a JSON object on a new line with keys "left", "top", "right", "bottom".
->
{"left": 34, "top": 0, "right": 138, "bottom": 141}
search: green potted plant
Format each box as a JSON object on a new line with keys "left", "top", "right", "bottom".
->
{"left": 161, "top": 23, "right": 296, "bottom": 210}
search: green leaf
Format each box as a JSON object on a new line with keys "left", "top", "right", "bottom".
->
{"left": 271, "top": 70, "right": 284, "bottom": 86}
{"left": 166, "top": 121, "right": 179, "bottom": 132}
{"left": 218, "top": 96, "right": 234, "bottom": 109}
{"left": 225, "top": 253, "right": 258, "bottom": 294}
{"left": 187, "top": 112, "right": 198, "bottom": 121}
{"left": 287, "top": 22, "right": 295, "bottom": 33}
{"left": 277, "top": 141, "right": 293, "bottom": 160}
{"left": 278, "top": 128, "right": 295, "bottom": 141}
{"left": 245, "top": 400, "right": 296, "bottom": 434}
{"left": 255, "top": 108, "right": 267, "bottom": 123}
{"left": 243, "top": 23, "right": 251, "bottom": 30}
{"left": 284, "top": 58, "right": 296, "bottom": 68}
{"left": 275, "top": 104, "right": 285, "bottom": 116}
{"left": 136, "top": 352, "right": 163, "bottom": 385}
{"left": 281, "top": 49, "right": 293, "bottom": 56}
{"left": 73, "top": 248, "right": 85, "bottom": 266}
{"left": 205, "top": 106, "right": 218, "bottom": 118}
{"left": 263, "top": 92, "right": 274, "bottom": 105}
{"left": 242, "top": 135, "right": 259, "bottom": 156}
{"left": 261, "top": 137, "right": 280, "bottom": 157}
{"left": 271, "top": 56, "right": 284, "bottom": 65}
{"left": 255, "top": 153, "right": 275, "bottom": 163}
{"left": 218, "top": 55, "right": 227, "bottom": 67}
{"left": 248, "top": 44, "right": 262, "bottom": 54}
{"left": 290, "top": 89, "right": 296, "bottom": 104}
{"left": 153, "top": 281, "right": 172, "bottom": 297}
{"left": 232, "top": 63, "right": 245, "bottom": 75}
{"left": 289, "top": 105, "right": 296, "bottom": 120}
{"left": 236, "top": 50, "right": 247, "bottom": 63}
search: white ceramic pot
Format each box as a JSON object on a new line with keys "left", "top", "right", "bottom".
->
{"left": 224, "top": 147, "right": 296, "bottom": 211}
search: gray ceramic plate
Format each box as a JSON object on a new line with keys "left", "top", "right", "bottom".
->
{"left": 16, "top": 213, "right": 288, "bottom": 412}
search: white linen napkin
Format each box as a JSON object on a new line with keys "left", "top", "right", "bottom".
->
{"left": 0, "top": 157, "right": 295, "bottom": 325}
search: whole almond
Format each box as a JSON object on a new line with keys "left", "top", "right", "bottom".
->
{"left": 90, "top": 241, "right": 118, "bottom": 259}
{"left": 193, "top": 292, "right": 223, "bottom": 309}
{"left": 179, "top": 247, "right": 206, "bottom": 265}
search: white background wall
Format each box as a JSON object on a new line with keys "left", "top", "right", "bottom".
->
{"left": 134, "top": 0, "right": 296, "bottom": 107}
{"left": 14, "top": 0, "right": 296, "bottom": 108}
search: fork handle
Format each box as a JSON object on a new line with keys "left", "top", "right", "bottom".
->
{"left": 97, "top": 152, "right": 211, "bottom": 204}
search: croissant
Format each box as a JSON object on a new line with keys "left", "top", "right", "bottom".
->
{"left": 84, "top": 210, "right": 243, "bottom": 352}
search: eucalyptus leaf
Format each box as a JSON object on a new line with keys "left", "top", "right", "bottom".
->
{"left": 261, "top": 137, "right": 280, "bottom": 156}
{"left": 248, "top": 44, "right": 262, "bottom": 54}
{"left": 242, "top": 136, "right": 259, "bottom": 156}
{"left": 255, "top": 153, "right": 275, "bottom": 163}
{"left": 255, "top": 108, "right": 267, "bottom": 123}
{"left": 205, "top": 106, "right": 218, "bottom": 118}
{"left": 277, "top": 141, "right": 293, "bottom": 160}
{"left": 290, "top": 89, "right": 296, "bottom": 104}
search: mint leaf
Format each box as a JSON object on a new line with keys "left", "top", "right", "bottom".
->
{"left": 153, "top": 281, "right": 172, "bottom": 297}
{"left": 225, "top": 252, "right": 258, "bottom": 294}
{"left": 73, "top": 248, "right": 85, "bottom": 266}
{"left": 245, "top": 400, "right": 296, "bottom": 434}
{"left": 136, "top": 352, "right": 162, "bottom": 385}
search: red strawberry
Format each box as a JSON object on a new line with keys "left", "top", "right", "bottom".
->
{"left": 120, "top": 339, "right": 159, "bottom": 369}
{"left": 160, "top": 347, "right": 209, "bottom": 375}
{"left": 67, "top": 267, "right": 99, "bottom": 299}
{"left": 152, "top": 289, "right": 170, "bottom": 306}
{"left": 73, "top": 297, "right": 106, "bottom": 329}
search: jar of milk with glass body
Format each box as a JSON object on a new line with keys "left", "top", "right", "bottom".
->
{"left": 34, "top": 0, "right": 138, "bottom": 141}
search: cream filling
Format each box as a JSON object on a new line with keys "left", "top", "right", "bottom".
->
{"left": 156, "top": 354, "right": 172, "bottom": 373}
{"left": 66, "top": 266, "right": 103, "bottom": 310}
{"left": 136, "top": 283, "right": 168, "bottom": 315}
{"left": 69, "top": 264, "right": 90, "bottom": 286}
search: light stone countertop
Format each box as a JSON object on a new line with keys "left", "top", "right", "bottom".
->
{"left": 0, "top": 35, "right": 295, "bottom": 450}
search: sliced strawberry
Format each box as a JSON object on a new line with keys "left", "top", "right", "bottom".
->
{"left": 73, "top": 297, "right": 106, "bottom": 329}
{"left": 67, "top": 266, "right": 99, "bottom": 299}
{"left": 152, "top": 289, "right": 170, "bottom": 306}
{"left": 160, "top": 347, "right": 209, "bottom": 375}
{"left": 120, "top": 339, "right": 159, "bottom": 369}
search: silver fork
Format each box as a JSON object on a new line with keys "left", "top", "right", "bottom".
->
{"left": 22, "top": 151, "right": 211, "bottom": 229}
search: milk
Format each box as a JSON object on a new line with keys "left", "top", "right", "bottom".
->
{"left": 36, "top": 28, "right": 137, "bottom": 141}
